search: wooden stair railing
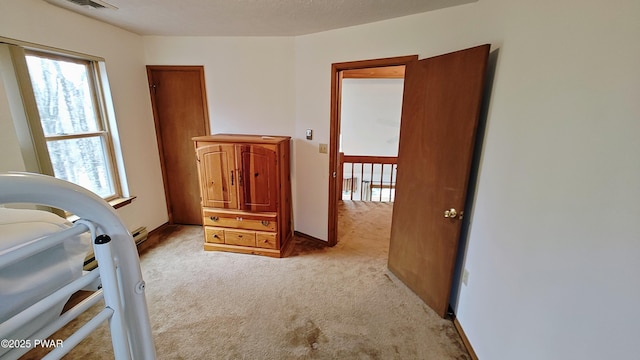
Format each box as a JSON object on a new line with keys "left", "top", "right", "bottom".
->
{"left": 339, "top": 152, "right": 397, "bottom": 202}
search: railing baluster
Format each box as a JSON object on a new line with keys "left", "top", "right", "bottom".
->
{"left": 388, "top": 164, "right": 392, "bottom": 201}
{"left": 387, "top": 164, "right": 392, "bottom": 201}
{"left": 359, "top": 163, "right": 363, "bottom": 200}
{"left": 350, "top": 163, "right": 354, "bottom": 200}
{"left": 380, "top": 164, "right": 385, "bottom": 202}
{"left": 391, "top": 164, "right": 396, "bottom": 201}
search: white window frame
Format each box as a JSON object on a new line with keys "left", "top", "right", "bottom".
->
{"left": 0, "top": 38, "right": 128, "bottom": 203}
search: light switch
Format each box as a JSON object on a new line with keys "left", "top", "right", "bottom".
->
{"left": 306, "top": 129, "right": 313, "bottom": 140}
{"left": 319, "top": 143, "right": 328, "bottom": 154}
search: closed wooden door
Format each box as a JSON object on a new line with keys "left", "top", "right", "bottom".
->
{"left": 388, "top": 45, "right": 490, "bottom": 317}
{"left": 238, "top": 145, "right": 278, "bottom": 212}
{"left": 197, "top": 144, "right": 238, "bottom": 209}
{"left": 147, "top": 66, "right": 209, "bottom": 225}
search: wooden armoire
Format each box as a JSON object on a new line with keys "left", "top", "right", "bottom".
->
{"left": 193, "top": 134, "right": 293, "bottom": 257}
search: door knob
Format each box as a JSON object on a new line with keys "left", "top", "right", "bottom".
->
{"left": 444, "top": 208, "right": 457, "bottom": 218}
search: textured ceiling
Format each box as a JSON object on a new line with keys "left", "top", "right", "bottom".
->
{"left": 43, "top": 0, "right": 475, "bottom": 36}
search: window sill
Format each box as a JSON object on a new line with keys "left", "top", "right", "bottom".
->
{"left": 67, "top": 196, "right": 136, "bottom": 222}
{"left": 109, "top": 196, "right": 136, "bottom": 209}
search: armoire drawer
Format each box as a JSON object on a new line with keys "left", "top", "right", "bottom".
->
{"left": 203, "top": 210, "right": 277, "bottom": 232}
{"left": 224, "top": 230, "right": 256, "bottom": 247}
{"left": 255, "top": 232, "right": 277, "bottom": 249}
{"left": 204, "top": 227, "right": 224, "bottom": 244}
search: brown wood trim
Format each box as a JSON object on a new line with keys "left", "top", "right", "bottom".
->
{"left": 328, "top": 64, "right": 341, "bottom": 246}
{"left": 145, "top": 65, "right": 207, "bottom": 72}
{"left": 342, "top": 65, "right": 405, "bottom": 79}
{"left": 338, "top": 152, "right": 345, "bottom": 195}
{"left": 294, "top": 231, "right": 330, "bottom": 247}
{"left": 328, "top": 54, "right": 418, "bottom": 246}
{"left": 331, "top": 55, "right": 418, "bottom": 71}
{"left": 342, "top": 155, "right": 398, "bottom": 164}
{"left": 136, "top": 222, "right": 172, "bottom": 255}
{"left": 454, "top": 318, "right": 479, "bottom": 360}
{"left": 281, "top": 231, "right": 296, "bottom": 257}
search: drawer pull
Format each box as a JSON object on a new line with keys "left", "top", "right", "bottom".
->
{"left": 261, "top": 220, "right": 270, "bottom": 226}
{"left": 212, "top": 234, "right": 219, "bottom": 239}
{"left": 238, "top": 235, "right": 243, "bottom": 238}
{"left": 209, "top": 216, "right": 219, "bottom": 221}
{"left": 236, "top": 217, "right": 243, "bottom": 221}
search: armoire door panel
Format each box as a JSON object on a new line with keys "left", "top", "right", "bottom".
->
{"left": 197, "top": 144, "right": 238, "bottom": 209}
{"left": 238, "top": 145, "right": 278, "bottom": 212}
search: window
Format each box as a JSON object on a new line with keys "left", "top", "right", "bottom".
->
{"left": 24, "top": 51, "right": 121, "bottom": 200}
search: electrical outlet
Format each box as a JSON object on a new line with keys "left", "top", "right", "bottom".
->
{"left": 319, "top": 143, "right": 328, "bottom": 154}
{"left": 462, "top": 269, "right": 469, "bottom": 286}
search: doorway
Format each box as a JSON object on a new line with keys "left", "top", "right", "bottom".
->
{"left": 328, "top": 55, "right": 418, "bottom": 247}
{"left": 328, "top": 46, "right": 491, "bottom": 318}
{"left": 147, "top": 66, "right": 210, "bottom": 225}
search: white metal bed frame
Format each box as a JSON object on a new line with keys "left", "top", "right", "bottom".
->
{"left": 0, "top": 172, "right": 156, "bottom": 359}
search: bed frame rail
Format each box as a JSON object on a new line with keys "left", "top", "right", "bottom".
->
{"left": 0, "top": 172, "right": 156, "bottom": 360}
{"left": 0, "top": 222, "right": 89, "bottom": 271}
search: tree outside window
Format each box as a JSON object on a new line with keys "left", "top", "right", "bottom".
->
{"left": 25, "top": 52, "right": 119, "bottom": 199}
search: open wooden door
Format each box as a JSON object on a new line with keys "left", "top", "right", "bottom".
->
{"left": 388, "top": 44, "right": 490, "bottom": 317}
{"left": 147, "top": 66, "right": 210, "bottom": 225}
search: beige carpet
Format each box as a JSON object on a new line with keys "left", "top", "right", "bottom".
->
{"left": 23, "top": 201, "right": 469, "bottom": 359}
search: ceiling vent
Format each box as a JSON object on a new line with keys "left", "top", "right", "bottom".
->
{"left": 47, "top": 0, "right": 118, "bottom": 10}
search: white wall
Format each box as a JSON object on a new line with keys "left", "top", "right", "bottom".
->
{"left": 294, "top": 0, "right": 640, "bottom": 359}
{"left": 458, "top": 1, "right": 640, "bottom": 359}
{"left": 0, "top": 0, "right": 168, "bottom": 231}
{"left": 340, "top": 78, "right": 402, "bottom": 156}
{"left": 143, "top": 36, "right": 295, "bottom": 137}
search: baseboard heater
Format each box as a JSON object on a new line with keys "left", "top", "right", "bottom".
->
{"left": 83, "top": 226, "right": 148, "bottom": 271}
